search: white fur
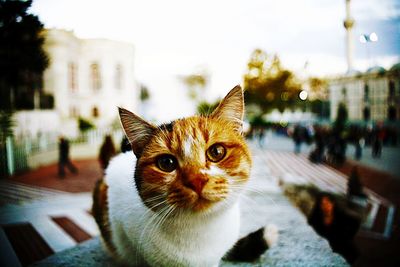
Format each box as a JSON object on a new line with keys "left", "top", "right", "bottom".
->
{"left": 200, "top": 165, "right": 226, "bottom": 176}
{"left": 105, "top": 152, "right": 241, "bottom": 267}
{"left": 264, "top": 224, "right": 279, "bottom": 248}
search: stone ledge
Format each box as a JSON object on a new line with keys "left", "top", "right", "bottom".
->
{"left": 31, "top": 188, "right": 348, "bottom": 267}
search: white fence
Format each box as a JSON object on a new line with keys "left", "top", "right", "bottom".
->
{"left": 0, "top": 129, "right": 124, "bottom": 177}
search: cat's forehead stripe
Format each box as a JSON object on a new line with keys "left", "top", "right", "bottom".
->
{"left": 183, "top": 134, "right": 194, "bottom": 158}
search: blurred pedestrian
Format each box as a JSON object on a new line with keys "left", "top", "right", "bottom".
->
{"left": 58, "top": 135, "right": 78, "bottom": 178}
{"left": 292, "top": 124, "right": 304, "bottom": 154}
{"left": 372, "top": 126, "right": 384, "bottom": 158}
{"left": 309, "top": 126, "right": 325, "bottom": 163}
{"left": 99, "top": 134, "right": 116, "bottom": 170}
{"left": 257, "top": 127, "right": 265, "bottom": 148}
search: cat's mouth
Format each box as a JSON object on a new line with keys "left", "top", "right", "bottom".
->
{"left": 192, "top": 196, "right": 215, "bottom": 212}
{"left": 166, "top": 191, "right": 225, "bottom": 212}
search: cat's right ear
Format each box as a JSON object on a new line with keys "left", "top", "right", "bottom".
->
{"left": 118, "top": 107, "right": 156, "bottom": 157}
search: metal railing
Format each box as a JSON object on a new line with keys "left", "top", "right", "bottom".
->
{"left": 1, "top": 129, "right": 124, "bottom": 177}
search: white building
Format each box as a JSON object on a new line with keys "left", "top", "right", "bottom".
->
{"left": 329, "top": 63, "right": 400, "bottom": 123}
{"left": 17, "top": 28, "right": 138, "bottom": 136}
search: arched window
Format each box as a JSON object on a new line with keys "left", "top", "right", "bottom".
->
{"left": 363, "top": 107, "right": 370, "bottom": 121}
{"left": 70, "top": 106, "right": 79, "bottom": 117}
{"left": 90, "top": 63, "right": 102, "bottom": 91}
{"left": 92, "top": 106, "right": 99, "bottom": 118}
{"left": 388, "top": 106, "right": 396, "bottom": 121}
{"left": 364, "top": 83, "right": 369, "bottom": 101}
{"left": 341, "top": 87, "right": 347, "bottom": 100}
{"left": 68, "top": 63, "right": 78, "bottom": 92}
{"left": 115, "top": 64, "right": 123, "bottom": 90}
{"left": 389, "top": 81, "right": 395, "bottom": 97}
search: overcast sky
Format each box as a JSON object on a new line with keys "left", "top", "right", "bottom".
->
{"left": 29, "top": 0, "right": 400, "bottom": 121}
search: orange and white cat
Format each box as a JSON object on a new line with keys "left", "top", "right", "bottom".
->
{"left": 93, "top": 86, "right": 272, "bottom": 266}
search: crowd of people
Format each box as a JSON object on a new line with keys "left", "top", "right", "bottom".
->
{"left": 246, "top": 121, "right": 398, "bottom": 166}
{"left": 303, "top": 123, "right": 398, "bottom": 165}
{"left": 302, "top": 123, "right": 397, "bottom": 165}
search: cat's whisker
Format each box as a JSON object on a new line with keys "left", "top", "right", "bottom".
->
{"left": 146, "top": 205, "right": 177, "bottom": 248}
{"left": 139, "top": 204, "right": 171, "bottom": 253}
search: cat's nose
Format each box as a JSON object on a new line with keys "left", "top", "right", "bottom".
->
{"left": 185, "top": 177, "right": 208, "bottom": 195}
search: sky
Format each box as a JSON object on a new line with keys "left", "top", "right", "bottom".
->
{"left": 29, "top": 0, "right": 400, "bottom": 121}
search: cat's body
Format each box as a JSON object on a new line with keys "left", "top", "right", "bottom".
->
{"left": 93, "top": 86, "right": 276, "bottom": 267}
{"left": 104, "top": 152, "right": 240, "bottom": 266}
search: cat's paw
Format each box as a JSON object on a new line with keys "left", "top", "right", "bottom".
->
{"left": 263, "top": 223, "right": 279, "bottom": 248}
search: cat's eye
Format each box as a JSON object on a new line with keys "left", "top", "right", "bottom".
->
{"left": 156, "top": 155, "right": 178, "bottom": 172}
{"left": 206, "top": 144, "right": 226, "bottom": 162}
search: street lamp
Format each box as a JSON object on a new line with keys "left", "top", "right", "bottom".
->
{"left": 359, "top": 32, "right": 378, "bottom": 43}
{"left": 299, "top": 90, "right": 308, "bottom": 101}
{"left": 359, "top": 32, "right": 378, "bottom": 68}
{"left": 299, "top": 90, "right": 308, "bottom": 113}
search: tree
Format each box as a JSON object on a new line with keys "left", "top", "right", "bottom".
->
{"left": 180, "top": 70, "right": 208, "bottom": 102}
{"left": 307, "top": 77, "right": 330, "bottom": 118}
{"left": 196, "top": 100, "right": 219, "bottom": 116}
{"left": 243, "top": 49, "right": 302, "bottom": 114}
{"left": 308, "top": 77, "right": 328, "bottom": 101}
{"left": 78, "top": 117, "right": 95, "bottom": 133}
{"left": 139, "top": 85, "right": 150, "bottom": 102}
{"left": 0, "top": 0, "right": 49, "bottom": 111}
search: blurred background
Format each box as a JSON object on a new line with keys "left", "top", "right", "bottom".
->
{"left": 0, "top": 0, "right": 399, "bottom": 266}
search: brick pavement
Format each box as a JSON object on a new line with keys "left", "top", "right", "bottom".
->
{"left": 7, "top": 159, "right": 103, "bottom": 193}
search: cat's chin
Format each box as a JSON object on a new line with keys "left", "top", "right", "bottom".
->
{"left": 191, "top": 197, "right": 216, "bottom": 212}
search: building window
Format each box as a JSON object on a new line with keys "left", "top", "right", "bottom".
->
{"left": 115, "top": 64, "right": 123, "bottom": 90}
{"left": 68, "top": 63, "right": 78, "bottom": 92}
{"left": 92, "top": 106, "right": 99, "bottom": 118}
{"left": 363, "top": 107, "right": 370, "bottom": 121}
{"left": 341, "top": 87, "right": 347, "bottom": 97}
{"left": 389, "top": 81, "right": 395, "bottom": 97}
{"left": 364, "top": 83, "right": 369, "bottom": 101}
{"left": 70, "top": 106, "right": 79, "bottom": 117}
{"left": 90, "top": 63, "right": 102, "bottom": 91}
{"left": 388, "top": 106, "right": 396, "bottom": 121}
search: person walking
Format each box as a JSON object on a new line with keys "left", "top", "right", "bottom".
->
{"left": 372, "top": 126, "right": 384, "bottom": 158}
{"left": 99, "top": 134, "right": 116, "bottom": 170}
{"left": 58, "top": 135, "right": 78, "bottom": 177}
{"left": 292, "top": 124, "right": 304, "bottom": 154}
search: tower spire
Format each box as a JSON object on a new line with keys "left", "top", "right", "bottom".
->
{"left": 344, "top": 0, "right": 355, "bottom": 72}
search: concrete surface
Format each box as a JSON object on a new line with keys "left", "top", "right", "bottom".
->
{"left": 31, "top": 153, "right": 348, "bottom": 267}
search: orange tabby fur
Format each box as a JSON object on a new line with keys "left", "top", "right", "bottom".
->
{"left": 92, "top": 179, "right": 116, "bottom": 254}
{"left": 136, "top": 116, "right": 252, "bottom": 212}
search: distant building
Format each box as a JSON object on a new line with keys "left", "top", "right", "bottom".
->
{"left": 14, "top": 28, "right": 138, "bottom": 137}
{"left": 15, "top": 29, "right": 138, "bottom": 137}
{"left": 328, "top": 63, "right": 400, "bottom": 123}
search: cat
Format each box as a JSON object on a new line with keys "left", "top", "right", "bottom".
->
{"left": 92, "top": 85, "right": 277, "bottom": 267}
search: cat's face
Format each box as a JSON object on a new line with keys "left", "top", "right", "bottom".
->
{"left": 119, "top": 86, "right": 251, "bottom": 213}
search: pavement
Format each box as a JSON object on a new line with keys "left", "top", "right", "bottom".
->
{"left": 31, "top": 148, "right": 348, "bottom": 267}
{"left": 259, "top": 131, "right": 400, "bottom": 179}
{"left": 0, "top": 134, "right": 399, "bottom": 266}
{"left": 255, "top": 133, "right": 400, "bottom": 267}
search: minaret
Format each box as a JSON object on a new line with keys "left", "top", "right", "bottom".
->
{"left": 343, "top": 0, "right": 355, "bottom": 72}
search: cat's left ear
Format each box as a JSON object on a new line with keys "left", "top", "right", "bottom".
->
{"left": 210, "top": 85, "right": 244, "bottom": 133}
{"left": 118, "top": 107, "right": 156, "bottom": 157}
